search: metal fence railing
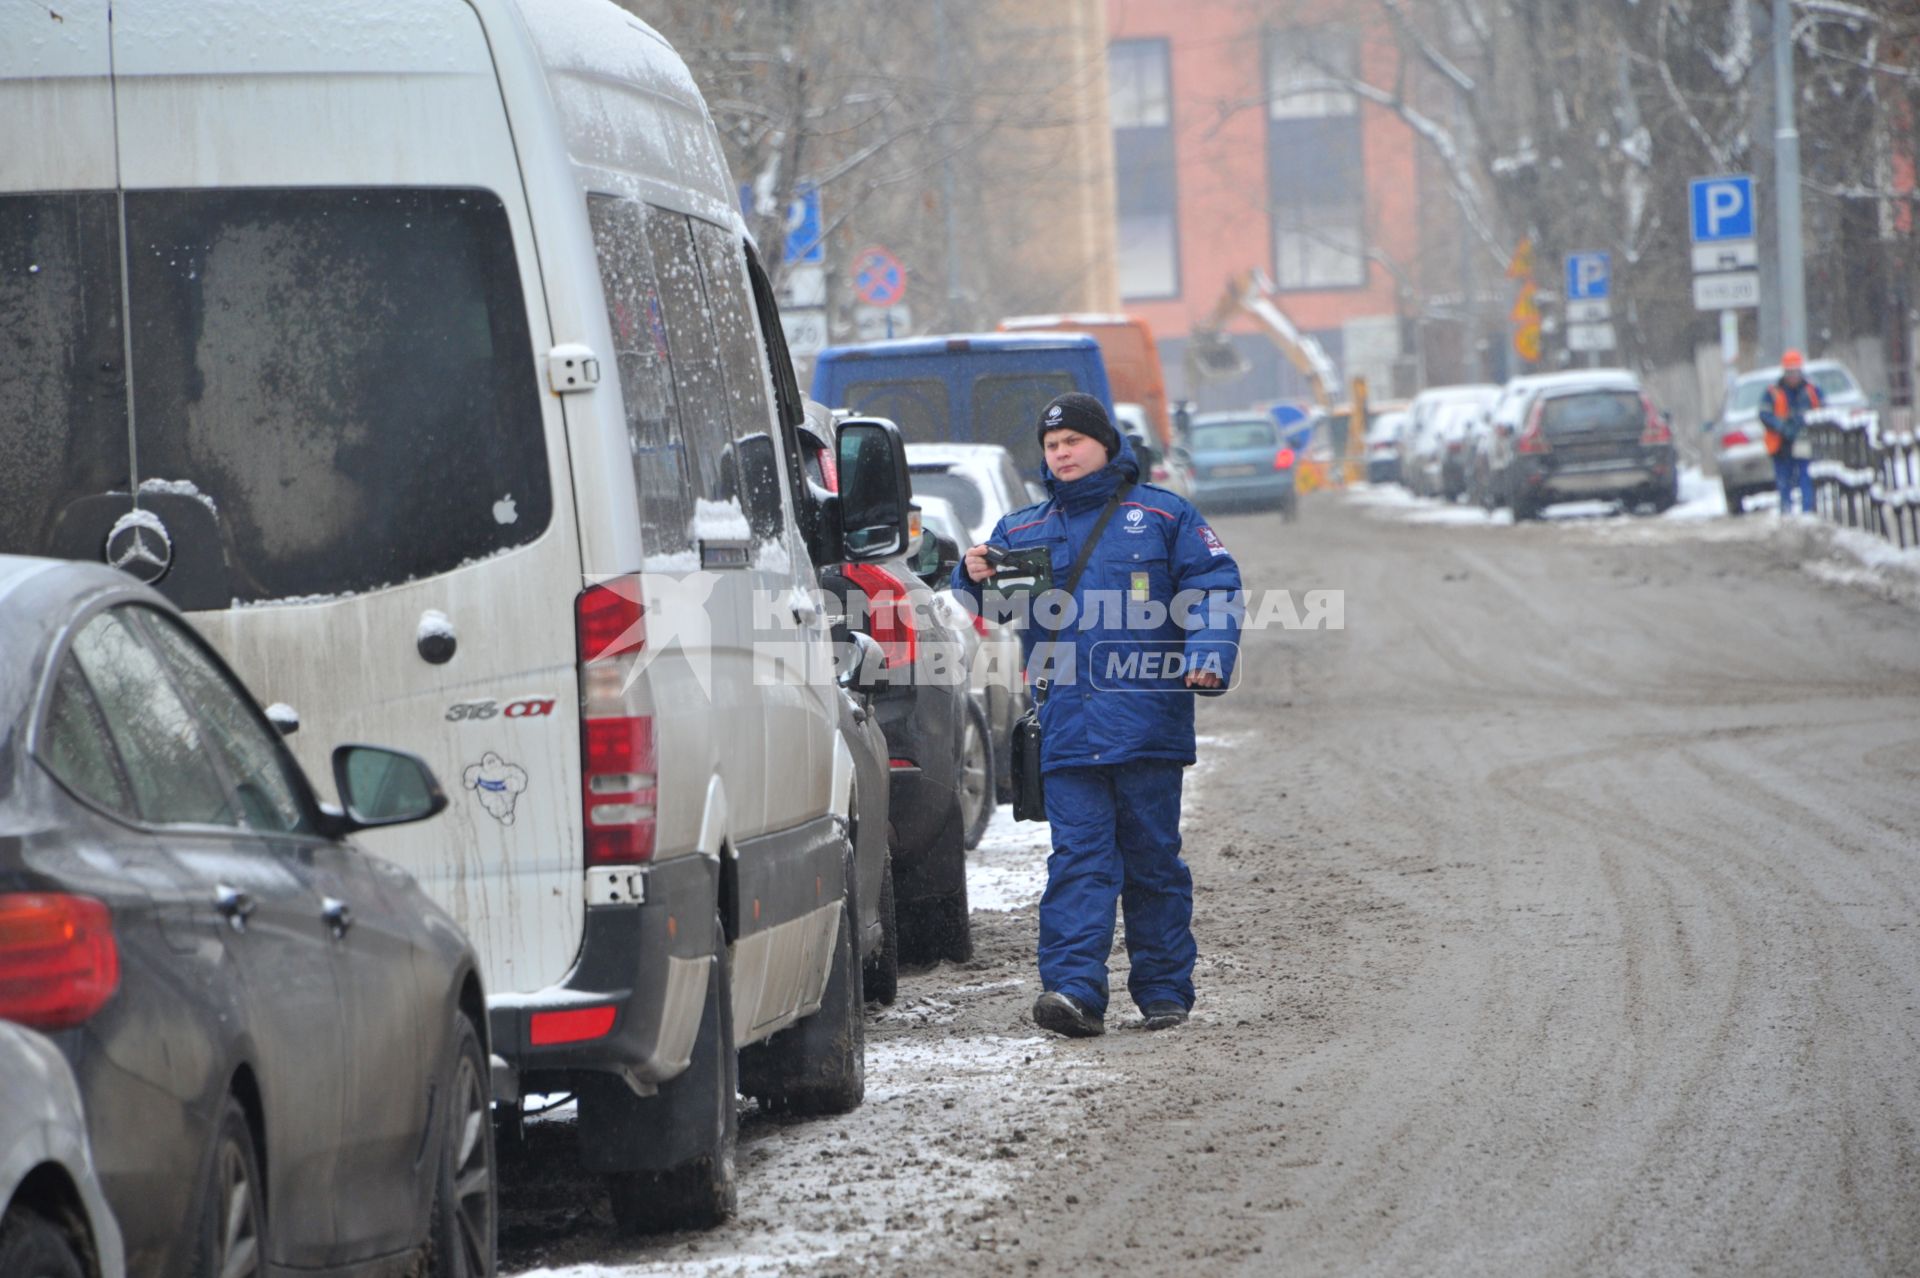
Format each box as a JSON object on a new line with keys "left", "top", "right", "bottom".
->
{"left": 1806, "top": 409, "right": 1920, "bottom": 549}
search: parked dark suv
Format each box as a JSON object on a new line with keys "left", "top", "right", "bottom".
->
{"left": 800, "top": 407, "right": 975, "bottom": 966}
{"left": 1506, "top": 380, "right": 1678, "bottom": 520}
{"left": 0, "top": 557, "right": 492, "bottom": 1278}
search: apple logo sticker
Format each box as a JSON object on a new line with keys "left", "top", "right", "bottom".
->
{"left": 493, "top": 493, "right": 518, "bottom": 525}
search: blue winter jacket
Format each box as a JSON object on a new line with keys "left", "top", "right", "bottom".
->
{"left": 949, "top": 437, "right": 1243, "bottom": 772}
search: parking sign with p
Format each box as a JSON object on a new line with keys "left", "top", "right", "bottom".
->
{"left": 1566, "top": 252, "right": 1611, "bottom": 301}
{"left": 1690, "top": 175, "right": 1754, "bottom": 243}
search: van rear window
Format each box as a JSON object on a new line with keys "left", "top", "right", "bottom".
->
{"left": 972, "top": 373, "right": 1073, "bottom": 473}
{"left": 844, "top": 378, "right": 951, "bottom": 448}
{"left": 0, "top": 188, "right": 551, "bottom": 605}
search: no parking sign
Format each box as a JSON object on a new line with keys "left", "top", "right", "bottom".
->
{"left": 851, "top": 246, "right": 907, "bottom": 309}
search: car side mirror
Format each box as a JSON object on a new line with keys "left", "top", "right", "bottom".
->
{"left": 912, "top": 530, "right": 960, "bottom": 585}
{"left": 838, "top": 630, "right": 886, "bottom": 693}
{"left": 330, "top": 745, "right": 448, "bottom": 833}
{"left": 836, "top": 417, "right": 914, "bottom": 562}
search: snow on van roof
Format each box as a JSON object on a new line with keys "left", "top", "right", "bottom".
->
{"left": 1000, "top": 314, "right": 1137, "bottom": 329}
{"left": 818, "top": 332, "right": 1100, "bottom": 359}
{"left": 514, "top": 0, "right": 737, "bottom": 227}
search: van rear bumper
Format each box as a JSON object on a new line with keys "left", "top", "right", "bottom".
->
{"left": 488, "top": 853, "right": 717, "bottom": 1095}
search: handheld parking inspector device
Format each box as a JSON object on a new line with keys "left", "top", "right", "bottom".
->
{"left": 984, "top": 544, "right": 1053, "bottom": 595}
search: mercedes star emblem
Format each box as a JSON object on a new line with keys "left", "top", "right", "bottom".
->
{"left": 105, "top": 513, "right": 173, "bottom": 584}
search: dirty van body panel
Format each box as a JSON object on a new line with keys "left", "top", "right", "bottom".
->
{"left": 811, "top": 335, "right": 1113, "bottom": 479}
{"left": 2, "top": 0, "right": 852, "bottom": 1120}
{"left": 0, "top": 1, "right": 115, "bottom": 190}
{"left": 0, "top": 0, "right": 594, "bottom": 998}
{"left": 512, "top": 0, "right": 845, "bottom": 1068}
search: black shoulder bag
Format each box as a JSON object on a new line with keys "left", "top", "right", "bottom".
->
{"left": 1010, "top": 482, "right": 1134, "bottom": 822}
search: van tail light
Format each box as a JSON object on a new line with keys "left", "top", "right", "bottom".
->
{"left": 577, "top": 579, "right": 655, "bottom": 866}
{"left": 1273, "top": 447, "right": 1296, "bottom": 471}
{"left": 1640, "top": 395, "right": 1672, "bottom": 445}
{"left": 1720, "top": 430, "right": 1751, "bottom": 449}
{"left": 968, "top": 611, "right": 988, "bottom": 638}
{"left": 1516, "top": 402, "right": 1551, "bottom": 455}
{"left": 844, "top": 564, "right": 916, "bottom": 668}
{"left": 0, "top": 893, "right": 120, "bottom": 1029}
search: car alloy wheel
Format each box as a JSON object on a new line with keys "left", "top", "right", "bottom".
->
{"left": 959, "top": 704, "right": 992, "bottom": 849}
{"left": 448, "top": 1038, "right": 495, "bottom": 1274}
{"left": 200, "top": 1099, "right": 265, "bottom": 1278}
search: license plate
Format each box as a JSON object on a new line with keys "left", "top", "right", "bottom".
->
{"left": 1211, "top": 464, "right": 1258, "bottom": 478}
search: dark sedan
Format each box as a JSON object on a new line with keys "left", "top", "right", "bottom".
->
{"left": 0, "top": 556, "right": 494, "bottom": 1278}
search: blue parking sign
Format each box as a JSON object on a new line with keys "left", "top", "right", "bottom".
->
{"left": 1566, "top": 252, "right": 1611, "bottom": 301}
{"left": 1690, "top": 175, "right": 1755, "bottom": 243}
{"left": 737, "top": 181, "right": 824, "bottom": 264}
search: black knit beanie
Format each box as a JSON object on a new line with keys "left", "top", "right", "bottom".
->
{"left": 1036, "top": 392, "right": 1120, "bottom": 460}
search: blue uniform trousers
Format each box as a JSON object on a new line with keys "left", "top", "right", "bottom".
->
{"left": 1039, "top": 759, "right": 1195, "bottom": 1017}
{"left": 1774, "top": 456, "right": 1814, "bottom": 514}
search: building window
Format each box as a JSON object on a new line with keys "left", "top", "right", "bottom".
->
{"left": 1109, "top": 38, "right": 1171, "bottom": 128}
{"left": 1266, "top": 29, "right": 1366, "bottom": 289}
{"left": 1109, "top": 38, "right": 1178, "bottom": 300}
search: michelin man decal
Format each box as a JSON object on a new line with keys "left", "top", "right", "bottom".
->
{"left": 463, "top": 752, "right": 528, "bottom": 826}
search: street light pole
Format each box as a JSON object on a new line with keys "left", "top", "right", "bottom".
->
{"left": 1772, "top": 0, "right": 1808, "bottom": 353}
{"left": 935, "top": 0, "right": 963, "bottom": 327}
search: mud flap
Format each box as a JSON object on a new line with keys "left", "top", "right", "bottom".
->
{"left": 576, "top": 914, "right": 735, "bottom": 1177}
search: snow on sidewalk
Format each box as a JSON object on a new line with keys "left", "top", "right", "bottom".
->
{"left": 1346, "top": 473, "right": 1920, "bottom": 605}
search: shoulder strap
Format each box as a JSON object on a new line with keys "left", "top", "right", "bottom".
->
{"left": 1062, "top": 481, "right": 1134, "bottom": 600}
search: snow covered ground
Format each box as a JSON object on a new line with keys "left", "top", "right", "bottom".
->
{"left": 1345, "top": 472, "right": 1920, "bottom": 604}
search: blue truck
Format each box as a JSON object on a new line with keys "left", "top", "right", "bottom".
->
{"left": 811, "top": 333, "right": 1114, "bottom": 478}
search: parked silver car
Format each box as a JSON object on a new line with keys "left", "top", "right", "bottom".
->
{"left": 915, "top": 495, "right": 1029, "bottom": 823}
{"left": 1712, "top": 359, "right": 1867, "bottom": 514}
{"left": 0, "top": 1023, "right": 125, "bottom": 1278}
{"left": 1403, "top": 385, "right": 1499, "bottom": 498}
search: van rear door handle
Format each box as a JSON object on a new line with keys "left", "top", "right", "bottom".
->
{"left": 789, "top": 591, "right": 820, "bottom": 625}
{"left": 322, "top": 898, "right": 354, "bottom": 939}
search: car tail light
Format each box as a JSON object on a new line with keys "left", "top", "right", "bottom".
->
{"left": 1640, "top": 395, "right": 1671, "bottom": 445}
{"left": 968, "top": 610, "right": 988, "bottom": 638}
{"left": 844, "top": 563, "right": 916, "bottom": 668}
{"left": 1720, "top": 430, "right": 1751, "bottom": 449}
{"left": 0, "top": 893, "right": 119, "bottom": 1029}
{"left": 529, "top": 1004, "right": 617, "bottom": 1046}
{"left": 889, "top": 757, "right": 917, "bottom": 770}
{"left": 1273, "top": 447, "right": 1296, "bottom": 471}
{"left": 577, "top": 579, "right": 656, "bottom": 866}
{"left": 1516, "top": 402, "right": 1551, "bottom": 455}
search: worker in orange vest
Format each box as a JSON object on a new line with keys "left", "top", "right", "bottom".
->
{"left": 1758, "top": 349, "right": 1821, "bottom": 515}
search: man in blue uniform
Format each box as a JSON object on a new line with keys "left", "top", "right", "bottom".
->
{"left": 953, "top": 393, "right": 1242, "bottom": 1037}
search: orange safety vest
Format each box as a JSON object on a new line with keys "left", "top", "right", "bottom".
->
{"left": 1764, "top": 381, "right": 1822, "bottom": 457}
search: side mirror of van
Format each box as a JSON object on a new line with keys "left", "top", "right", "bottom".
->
{"left": 329, "top": 744, "right": 449, "bottom": 835}
{"left": 836, "top": 417, "right": 914, "bottom": 562}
